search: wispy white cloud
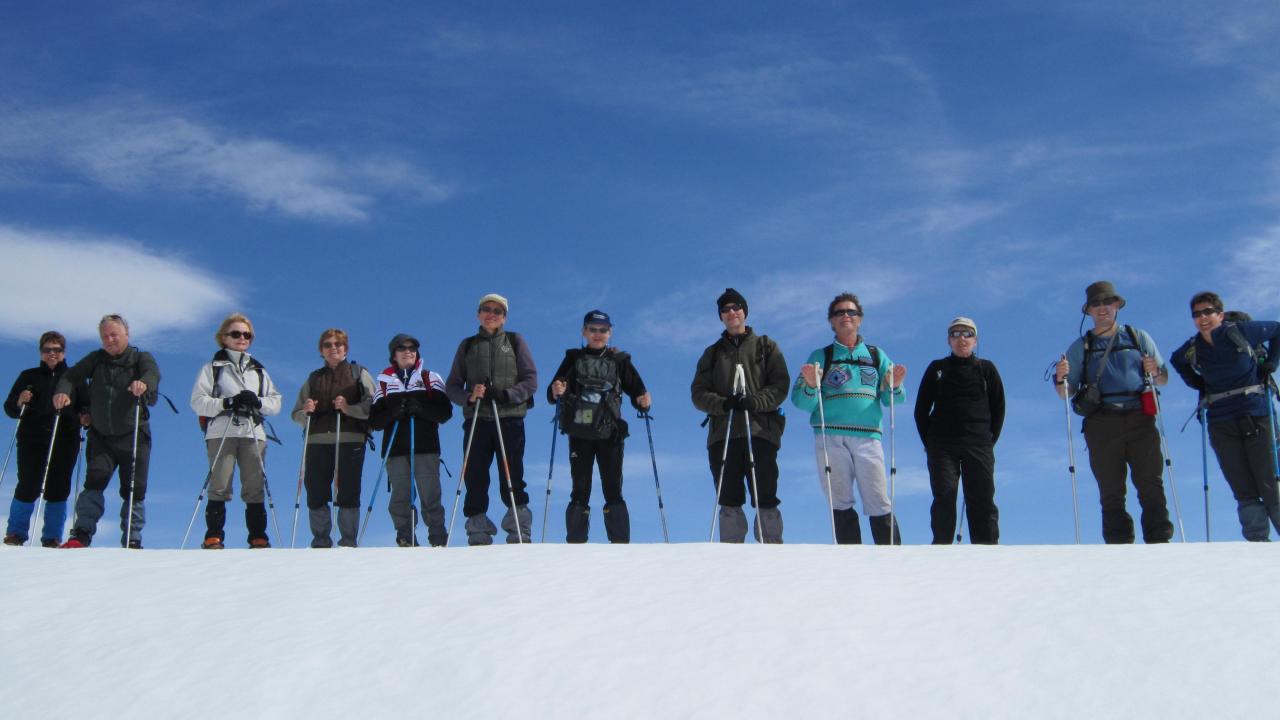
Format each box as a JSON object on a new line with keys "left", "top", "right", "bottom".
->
{"left": 1224, "top": 222, "right": 1280, "bottom": 315}
{"left": 0, "top": 225, "right": 232, "bottom": 343}
{"left": 0, "top": 102, "right": 452, "bottom": 222}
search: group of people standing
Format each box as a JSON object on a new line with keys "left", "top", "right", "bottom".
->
{"left": 2, "top": 282, "right": 1277, "bottom": 549}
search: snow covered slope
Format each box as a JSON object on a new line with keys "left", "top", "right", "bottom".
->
{"left": 3, "top": 543, "right": 1274, "bottom": 718}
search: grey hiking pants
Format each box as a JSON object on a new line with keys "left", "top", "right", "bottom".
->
{"left": 386, "top": 453, "right": 445, "bottom": 545}
{"left": 206, "top": 437, "right": 267, "bottom": 503}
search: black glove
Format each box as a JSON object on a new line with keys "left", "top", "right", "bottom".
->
{"left": 722, "top": 395, "right": 743, "bottom": 412}
{"left": 234, "top": 390, "right": 262, "bottom": 411}
{"left": 488, "top": 388, "right": 508, "bottom": 405}
{"left": 404, "top": 397, "right": 423, "bottom": 417}
{"left": 740, "top": 394, "right": 763, "bottom": 412}
{"left": 390, "top": 396, "right": 410, "bottom": 420}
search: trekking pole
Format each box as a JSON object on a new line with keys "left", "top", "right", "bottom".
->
{"left": 1199, "top": 405, "right": 1210, "bottom": 541}
{"left": 887, "top": 363, "right": 898, "bottom": 544}
{"left": 67, "top": 429, "right": 86, "bottom": 539}
{"left": 1267, "top": 382, "right": 1280, "bottom": 478}
{"left": 638, "top": 410, "right": 670, "bottom": 543}
{"left": 734, "top": 365, "right": 766, "bottom": 544}
{"left": 445, "top": 403, "right": 483, "bottom": 545}
{"left": 409, "top": 416, "right": 418, "bottom": 548}
{"left": 813, "top": 364, "right": 838, "bottom": 544}
{"left": 27, "top": 414, "right": 61, "bottom": 547}
{"left": 708, "top": 367, "right": 743, "bottom": 542}
{"left": 357, "top": 419, "right": 398, "bottom": 545}
{"left": 180, "top": 418, "right": 235, "bottom": 549}
{"left": 491, "top": 395, "right": 524, "bottom": 544}
{"left": 331, "top": 413, "right": 342, "bottom": 536}
{"left": 125, "top": 397, "right": 142, "bottom": 548}
{"left": 956, "top": 497, "right": 967, "bottom": 544}
{"left": 249, "top": 417, "right": 283, "bottom": 543}
{"left": 0, "top": 398, "right": 29, "bottom": 497}
{"left": 540, "top": 399, "right": 560, "bottom": 543}
{"left": 290, "top": 413, "right": 312, "bottom": 548}
{"left": 1057, "top": 371, "right": 1082, "bottom": 544}
{"left": 1147, "top": 372, "right": 1186, "bottom": 542}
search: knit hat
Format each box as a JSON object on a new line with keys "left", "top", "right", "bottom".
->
{"left": 948, "top": 317, "right": 978, "bottom": 336}
{"left": 716, "top": 288, "right": 748, "bottom": 317}
{"left": 387, "top": 333, "right": 420, "bottom": 363}
{"left": 478, "top": 293, "right": 509, "bottom": 313}
{"left": 1082, "top": 281, "right": 1125, "bottom": 314}
{"left": 583, "top": 310, "right": 612, "bottom": 327}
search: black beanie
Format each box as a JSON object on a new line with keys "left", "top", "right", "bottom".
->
{"left": 388, "top": 333, "right": 420, "bottom": 364}
{"left": 717, "top": 288, "right": 748, "bottom": 317}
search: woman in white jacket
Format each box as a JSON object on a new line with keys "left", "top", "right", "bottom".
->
{"left": 189, "top": 313, "right": 282, "bottom": 548}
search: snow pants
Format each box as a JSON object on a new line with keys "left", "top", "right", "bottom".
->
{"left": 461, "top": 417, "right": 528, "bottom": 518}
{"left": 927, "top": 443, "right": 999, "bottom": 544}
{"left": 811, "top": 434, "right": 892, "bottom": 516}
{"left": 386, "top": 452, "right": 446, "bottom": 546}
{"left": 205, "top": 437, "right": 267, "bottom": 503}
{"left": 1082, "top": 409, "right": 1173, "bottom": 544}
{"left": 71, "top": 427, "right": 149, "bottom": 546}
{"left": 303, "top": 440, "right": 365, "bottom": 509}
{"left": 1208, "top": 414, "right": 1280, "bottom": 541}
{"left": 709, "top": 436, "right": 780, "bottom": 509}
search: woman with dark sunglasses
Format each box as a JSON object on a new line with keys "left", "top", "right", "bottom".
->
{"left": 3, "top": 331, "right": 88, "bottom": 546}
{"left": 189, "top": 313, "right": 283, "bottom": 548}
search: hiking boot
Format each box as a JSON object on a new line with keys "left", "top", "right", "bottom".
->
{"left": 60, "top": 532, "right": 90, "bottom": 549}
{"left": 249, "top": 538, "right": 271, "bottom": 549}
{"left": 396, "top": 536, "right": 421, "bottom": 547}
{"left": 126, "top": 539, "right": 143, "bottom": 550}
{"left": 201, "top": 537, "right": 226, "bottom": 550}
{"left": 40, "top": 538, "right": 59, "bottom": 548}
{"left": 3, "top": 533, "right": 23, "bottom": 546}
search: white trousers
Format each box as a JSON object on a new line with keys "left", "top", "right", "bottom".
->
{"left": 813, "top": 434, "right": 891, "bottom": 515}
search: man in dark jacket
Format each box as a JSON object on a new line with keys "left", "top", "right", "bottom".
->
{"left": 691, "top": 288, "right": 790, "bottom": 543}
{"left": 445, "top": 294, "right": 539, "bottom": 545}
{"left": 54, "top": 315, "right": 161, "bottom": 549}
{"left": 548, "top": 310, "right": 651, "bottom": 543}
{"left": 914, "top": 317, "right": 1006, "bottom": 544}
{"left": 3, "top": 331, "right": 88, "bottom": 546}
{"left": 369, "top": 333, "right": 454, "bottom": 547}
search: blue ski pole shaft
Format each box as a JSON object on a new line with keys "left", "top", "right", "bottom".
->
{"left": 541, "top": 399, "right": 560, "bottom": 543}
{"left": 409, "top": 416, "right": 417, "bottom": 547}
{"left": 640, "top": 411, "right": 670, "bottom": 543}
{"left": 357, "top": 419, "right": 398, "bottom": 545}
{"left": 1200, "top": 406, "right": 1210, "bottom": 541}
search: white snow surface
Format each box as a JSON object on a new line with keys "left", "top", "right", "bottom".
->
{"left": 3, "top": 543, "right": 1275, "bottom": 718}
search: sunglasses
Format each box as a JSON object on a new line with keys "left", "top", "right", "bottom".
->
{"left": 322, "top": 341, "right": 345, "bottom": 349}
{"left": 1087, "top": 297, "right": 1118, "bottom": 308}
{"left": 585, "top": 326, "right": 611, "bottom": 335}
{"left": 395, "top": 344, "right": 419, "bottom": 352}
{"left": 1191, "top": 307, "right": 1221, "bottom": 319}
{"left": 479, "top": 306, "right": 506, "bottom": 316}
{"left": 829, "top": 308, "right": 862, "bottom": 318}
{"left": 948, "top": 330, "right": 976, "bottom": 339}
{"left": 720, "top": 303, "right": 744, "bottom": 313}
{"left": 40, "top": 346, "right": 64, "bottom": 354}
{"left": 225, "top": 330, "right": 253, "bottom": 340}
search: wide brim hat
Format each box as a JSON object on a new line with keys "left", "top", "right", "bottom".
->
{"left": 1082, "top": 281, "right": 1126, "bottom": 314}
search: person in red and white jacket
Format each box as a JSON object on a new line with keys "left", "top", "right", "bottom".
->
{"left": 369, "top": 334, "right": 453, "bottom": 546}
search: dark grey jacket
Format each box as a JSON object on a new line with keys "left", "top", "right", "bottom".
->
{"left": 691, "top": 328, "right": 789, "bottom": 447}
{"left": 56, "top": 346, "right": 161, "bottom": 436}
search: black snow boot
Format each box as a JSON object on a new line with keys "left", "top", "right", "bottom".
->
{"left": 204, "top": 500, "right": 226, "bottom": 542}
{"left": 1101, "top": 509, "right": 1136, "bottom": 544}
{"left": 245, "top": 502, "right": 268, "bottom": 546}
{"left": 868, "top": 513, "right": 902, "bottom": 545}
{"left": 565, "top": 503, "right": 590, "bottom": 543}
{"left": 833, "top": 508, "right": 862, "bottom": 544}
{"left": 603, "top": 502, "right": 630, "bottom": 544}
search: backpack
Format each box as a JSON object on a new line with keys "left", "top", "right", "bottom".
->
{"left": 558, "top": 350, "right": 625, "bottom": 440}
{"left": 1182, "top": 322, "right": 1264, "bottom": 374}
{"left": 823, "top": 343, "right": 883, "bottom": 399}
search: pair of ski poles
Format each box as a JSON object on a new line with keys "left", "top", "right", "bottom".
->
{"left": 444, "top": 385, "right": 525, "bottom": 545}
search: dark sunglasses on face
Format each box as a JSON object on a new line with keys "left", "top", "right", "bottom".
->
{"left": 720, "top": 303, "right": 744, "bottom": 314}
{"left": 225, "top": 330, "right": 253, "bottom": 340}
{"left": 395, "top": 344, "right": 419, "bottom": 353}
{"left": 585, "top": 326, "right": 611, "bottom": 335}
{"left": 322, "top": 341, "right": 345, "bottom": 349}
{"left": 1191, "top": 308, "right": 1220, "bottom": 319}
{"left": 479, "top": 306, "right": 506, "bottom": 316}
{"left": 41, "top": 346, "right": 64, "bottom": 354}
{"left": 829, "top": 308, "right": 862, "bottom": 318}
{"left": 949, "top": 330, "right": 976, "bottom": 339}
{"left": 1087, "top": 297, "right": 1117, "bottom": 308}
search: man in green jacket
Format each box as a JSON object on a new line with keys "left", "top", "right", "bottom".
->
{"left": 54, "top": 314, "right": 161, "bottom": 549}
{"left": 691, "top": 288, "right": 790, "bottom": 543}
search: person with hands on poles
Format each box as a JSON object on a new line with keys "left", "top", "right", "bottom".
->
{"left": 1170, "top": 291, "right": 1280, "bottom": 540}
{"left": 291, "top": 329, "right": 376, "bottom": 548}
{"left": 1053, "top": 281, "right": 1174, "bottom": 544}
{"left": 914, "top": 317, "right": 1005, "bottom": 544}
{"left": 55, "top": 315, "right": 160, "bottom": 549}
{"left": 547, "top": 310, "right": 651, "bottom": 544}
{"left": 692, "top": 288, "right": 790, "bottom": 543}
{"left": 189, "top": 313, "right": 282, "bottom": 549}
{"left": 3, "top": 332, "right": 88, "bottom": 547}
{"left": 445, "top": 294, "right": 539, "bottom": 545}
{"left": 369, "top": 333, "right": 453, "bottom": 547}
{"left": 791, "top": 292, "right": 906, "bottom": 545}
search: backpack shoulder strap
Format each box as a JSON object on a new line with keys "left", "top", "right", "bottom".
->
{"left": 1124, "top": 325, "right": 1142, "bottom": 353}
{"left": 1225, "top": 323, "right": 1255, "bottom": 360}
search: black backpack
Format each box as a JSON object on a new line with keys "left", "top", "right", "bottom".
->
{"left": 559, "top": 350, "right": 624, "bottom": 440}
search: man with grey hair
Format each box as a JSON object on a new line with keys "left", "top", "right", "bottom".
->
{"left": 54, "top": 314, "right": 161, "bottom": 549}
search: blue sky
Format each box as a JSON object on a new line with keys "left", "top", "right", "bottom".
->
{"left": 1, "top": 1, "right": 1278, "bottom": 546}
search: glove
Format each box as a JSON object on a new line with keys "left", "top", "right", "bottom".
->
{"left": 234, "top": 390, "right": 262, "bottom": 411}
{"left": 721, "top": 395, "right": 743, "bottom": 412}
{"left": 741, "top": 394, "right": 763, "bottom": 412}
{"left": 488, "top": 388, "right": 509, "bottom": 405}
{"left": 390, "top": 396, "right": 410, "bottom": 420}
{"left": 404, "top": 397, "right": 423, "bottom": 418}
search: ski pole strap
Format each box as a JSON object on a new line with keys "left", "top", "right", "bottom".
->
{"left": 158, "top": 392, "right": 180, "bottom": 414}
{"left": 1205, "top": 384, "right": 1264, "bottom": 405}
